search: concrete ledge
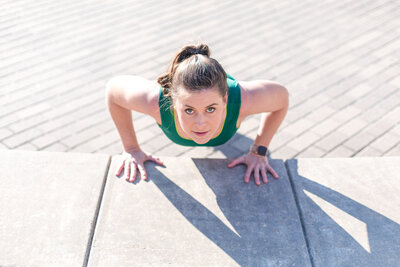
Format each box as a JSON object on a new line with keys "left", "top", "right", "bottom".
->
{"left": 88, "top": 156, "right": 311, "bottom": 266}
{"left": 0, "top": 150, "right": 110, "bottom": 266}
{"left": 286, "top": 157, "right": 400, "bottom": 266}
{"left": 1, "top": 149, "right": 399, "bottom": 266}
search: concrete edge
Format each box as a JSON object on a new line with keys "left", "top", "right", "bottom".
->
{"left": 285, "top": 159, "right": 314, "bottom": 267}
{"left": 83, "top": 155, "right": 112, "bottom": 267}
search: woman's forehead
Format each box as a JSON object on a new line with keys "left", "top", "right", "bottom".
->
{"left": 176, "top": 88, "right": 224, "bottom": 106}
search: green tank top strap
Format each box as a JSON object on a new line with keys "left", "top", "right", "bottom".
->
{"left": 157, "top": 73, "right": 241, "bottom": 147}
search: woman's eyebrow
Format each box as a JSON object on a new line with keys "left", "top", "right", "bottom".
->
{"left": 184, "top": 103, "right": 218, "bottom": 108}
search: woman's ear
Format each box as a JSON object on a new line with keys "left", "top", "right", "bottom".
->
{"left": 223, "top": 93, "right": 228, "bottom": 103}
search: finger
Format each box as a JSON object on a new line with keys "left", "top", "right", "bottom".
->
{"left": 261, "top": 167, "right": 268, "bottom": 184}
{"left": 115, "top": 159, "right": 125, "bottom": 176}
{"left": 254, "top": 167, "right": 261, "bottom": 186}
{"left": 228, "top": 157, "right": 243, "bottom": 168}
{"left": 244, "top": 166, "right": 252, "bottom": 183}
{"left": 267, "top": 165, "right": 279, "bottom": 179}
{"left": 129, "top": 162, "right": 138, "bottom": 182}
{"left": 137, "top": 164, "right": 148, "bottom": 181}
{"left": 147, "top": 155, "right": 164, "bottom": 166}
{"left": 124, "top": 160, "right": 131, "bottom": 181}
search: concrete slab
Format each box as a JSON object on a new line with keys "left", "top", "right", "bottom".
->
{"left": 286, "top": 157, "right": 400, "bottom": 267}
{"left": 89, "top": 156, "right": 311, "bottom": 266}
{"left": 0, "top": 149, "right": 110, "bottom": 266}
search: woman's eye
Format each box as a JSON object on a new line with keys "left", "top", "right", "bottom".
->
{"left": 185, "top": 108, "right": 194, "bottom": 114}
{"left": 207, "top": 107, "right": 216, "bottom": 113}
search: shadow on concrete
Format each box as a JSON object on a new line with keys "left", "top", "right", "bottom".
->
{"left": 211, "top": 133, "right": 256, "bottom": 159}
{"left": 146, "top": 158, "right": 310, "bottom": 266}
{"left": 287, "top": 159, "right": 400, "bottom": 266}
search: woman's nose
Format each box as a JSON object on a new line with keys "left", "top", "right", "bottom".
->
{"left": 195, "top": 114, "right": 207, "bottom": 127}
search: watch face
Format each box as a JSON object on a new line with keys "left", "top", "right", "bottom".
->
{"left": 257, "top": 146, "right": 267, "bottom": 156}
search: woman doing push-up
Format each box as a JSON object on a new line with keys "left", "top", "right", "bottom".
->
{"left": 106, "top": 43, "right": 289, "bottom": 186}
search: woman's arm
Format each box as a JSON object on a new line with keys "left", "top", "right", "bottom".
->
{"left": 105, "top": 75, "right": 163, "bottom": 182}
{"left": 240, "top": 79, "right": 289, "bottom": 148}
{"left": 228, "top": 80, "right": 289, "bottom": 186}
{"left": 105, "top": 75, "right": 157, "bottom": 151}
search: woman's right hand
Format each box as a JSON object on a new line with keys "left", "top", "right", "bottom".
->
{"left": 115, "top": 148, "right": 164, "bottom": 182}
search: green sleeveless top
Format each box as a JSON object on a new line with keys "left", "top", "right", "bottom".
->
{"left": 157, "top": 73, "right": 241, "bottom": 146}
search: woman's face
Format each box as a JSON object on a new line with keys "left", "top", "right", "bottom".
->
{"left": 174, "top": 86, "right": 227, "bottom": 144}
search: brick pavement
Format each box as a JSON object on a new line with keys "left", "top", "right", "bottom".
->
{"left": 1, "top": 0, "right": 399, "bottom": 160}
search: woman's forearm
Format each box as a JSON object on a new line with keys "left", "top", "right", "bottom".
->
{"left": 106, "top": 92, "right": 140, "bottom": 151}
{"left": 253, "top": 105, "right": 288, "bottom": 148}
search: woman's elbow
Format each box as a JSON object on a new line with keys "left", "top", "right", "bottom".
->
{"left": 279, "top": 85, "right": 289, "bottom": 109}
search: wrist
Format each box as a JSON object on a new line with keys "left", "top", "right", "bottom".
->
{"left": 249, "top": 144, "right": 268, "bottom": 157}
{"left": 124, "top": 146, "right": 141, "bottom": 153}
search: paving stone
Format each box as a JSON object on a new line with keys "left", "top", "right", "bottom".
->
{"left": 0, "top": 128, "right": 14, "bottom": 140}
{"left": 337, "top": 117, "right": 368, "bottom": 136}
{"left": 286, "top": 157, "right": 400, "bottom": 266}
{"left": 14, "top": 142, "right": 39, "bottom": 151}
{"left": 2, "top": 128, "right": 44, "bottom": 149}
{"left": 327, "top": 95, "right": 355, "bottom": 110}
{"left": 43, "top": 142, "right": 69, "bottom": 152}
{"left": 236, "top": 116, "right": 260, "bottom": 135}
{"left": 282, "top": 117, "right": 315, "bottom": 136}
{"left": 343, "top": 131, "right": 377, "bottom": 152}
{"left": 271, "top": 145, "right": 299, "bottom": 160}
{"left": 0, "top": 149, "right": 110, "bottom": 266}
{"left": 369, "top": 131, "right": 400, "bottom": 153}
{"left": 330, "top": 105, "right": 362, "bottom": 124}
{"left": 97, "top": 141, "right": 124, "bottom": 155}
{"left": 271, "top": 130, "right": 297, "bottom": 150}
{"left": 305, "top": 105, "right": 336, "bottom": 123}
{"left": 0, "top": 142, "right": 8, "bottom": 150}
{"left": 312, "top": 118, "right": 341, "bottom": 137}
{"left": 354, "top": 146, "right": 383, "bottom": 157}
{"left": 62, "top": 127, "right": 104, "bottom": 149}
{"left": 314, "top": 131, "right": 348, "bottom": 152}
{"left": 89, "top": 156, "right": 311, "bottom": 266}
{"left": 297, "top": 146, "right": 326, "bottom": 158}
{"left": 324, "top": 145, "right": 355, "bottom": 158}
{"left": 287, "top": 131, "right": 321, "bottom": 152}
{"left": 383, "top": 144, "right": 400, "bottom": 157}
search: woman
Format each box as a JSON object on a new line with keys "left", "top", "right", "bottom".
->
{"left": 106, "top": 43, "right": 289, "bottom": 186}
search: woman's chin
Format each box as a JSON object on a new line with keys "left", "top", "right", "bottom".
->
{"left": 192, "top": 137, "right": 210, "bottom": 144}
{"left": 191, "top": 134, "right": 211, "bottom": 144}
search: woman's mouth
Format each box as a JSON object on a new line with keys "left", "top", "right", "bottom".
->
{"left": 193, "top": 131, "right": 208, "bottom": 136}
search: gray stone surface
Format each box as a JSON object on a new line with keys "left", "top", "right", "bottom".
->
{"left": 0, "top": 149, "right": 110, "bottom": 266}
{"left": 1, "top": 0, "right": 400, "bottom": 159}
{"left": 88, "top": 156, "right": 311, "bottom": 266}
{"left": 286, "top": 157, "right": 400, "bottom": 267}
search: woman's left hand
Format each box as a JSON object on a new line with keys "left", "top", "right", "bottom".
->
{"left": 227, "top": 152, "right": 279, "bottom": 186}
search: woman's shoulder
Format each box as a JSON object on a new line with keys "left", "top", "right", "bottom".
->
{"left": 107, "top": 75, "right": 161, "bottom": 120}
{"left": 237, "top": 78, "right": 289, "bottom": 117}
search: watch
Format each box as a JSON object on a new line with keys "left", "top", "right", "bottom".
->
{"left": 250, "top": 144, "right": 268, "bottom": 156}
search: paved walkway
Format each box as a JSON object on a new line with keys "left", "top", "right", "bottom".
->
{"left": 1, "top": 0, "right": 400, "bottom": 159}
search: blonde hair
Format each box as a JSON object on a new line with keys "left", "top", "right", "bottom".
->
{"left": 157, "top": 44, "right": 228, "bottom": 101}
